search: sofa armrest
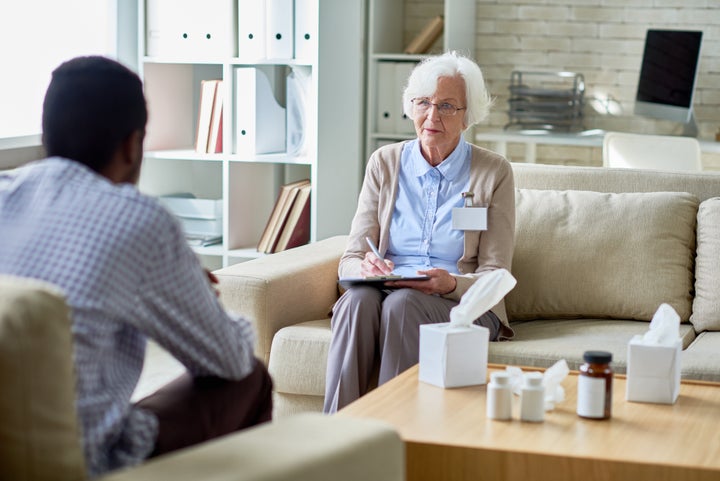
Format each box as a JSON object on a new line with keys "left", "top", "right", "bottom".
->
{"left": 214, "top": 236, "right": 347, "bottom": 364}
{"left": 99, "top": 413, "right": 404, "bottom": 481}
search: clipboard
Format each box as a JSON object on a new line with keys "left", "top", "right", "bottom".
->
{"left": 338, "top": 275, "right": 430, "bottom": 290}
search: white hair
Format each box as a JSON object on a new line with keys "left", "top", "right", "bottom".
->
{"left": 402, "top": 51, "right": 492, "bottom": 129}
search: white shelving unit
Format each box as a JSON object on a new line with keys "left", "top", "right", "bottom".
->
{"left": 365, "top": 0, "right": 476, "bottom": 160}
{"left": 137, "top": 0, "right": 365, "bottom": 269}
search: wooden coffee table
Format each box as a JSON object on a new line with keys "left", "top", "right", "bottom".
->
{"left": 339, "top": 364, "right": 720, "bottom": 481}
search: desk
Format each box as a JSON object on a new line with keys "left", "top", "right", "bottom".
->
{"left": 340, "top": 364, "right": 720, "bottom": 481}
{"left": 475, "top": 130, "right": 720, "bottom": 163}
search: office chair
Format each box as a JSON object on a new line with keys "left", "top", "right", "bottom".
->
{"left": 602, "top": 132, "right": 702, "bottom": 172}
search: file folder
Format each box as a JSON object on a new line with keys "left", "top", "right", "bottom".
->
{"left": 146, "top": 0, "right": 235, "bottom": 58}
{"left": 189, "top": 0, "right": 235, "bottom": 58}
{"left": 394, "top": 62, "right": 417, "bottom": 135}
{"left": 238, "top": 0, "right": 267, "bottom": 61}
{"left": 266, "top": 0, "right": 294, "bottom": 59}
{"left": 293, "top": 0, "right": 318, "bottom": 62}
{"left": 376, "top": 62, "right": 397, "bottom": 133}
{"left": 235, "top": 67, "right": 287, "bottom": 155}
{"left": 146, "top": 0, "right": 176, "bottom": 57}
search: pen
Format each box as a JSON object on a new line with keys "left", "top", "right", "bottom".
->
{"left": 365, "top": 236, "right": 384, "bottom": 262}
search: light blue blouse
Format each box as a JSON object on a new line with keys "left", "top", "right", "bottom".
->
{"left": 386, "top": 138, "right": 470, "bottom": 276}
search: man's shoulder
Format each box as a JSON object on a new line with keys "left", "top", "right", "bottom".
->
{"left": 108, "top": 184, "right": 177, "bottom": 233}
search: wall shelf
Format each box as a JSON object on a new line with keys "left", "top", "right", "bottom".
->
{"left": 137, "top": 0, "right": 365, "bottom": 268}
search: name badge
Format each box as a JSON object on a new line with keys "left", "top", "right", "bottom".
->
{"left": 452, "top": 206, "right": 487, "bottom": 231}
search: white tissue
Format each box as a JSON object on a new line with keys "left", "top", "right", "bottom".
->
{"left": 505, "top": 366, "right": 524, "bottom": 396}
{"left": 642, "top": 303, "right": 681, "bottom": 346}
{"left": 505, "top": 359, "right": 569, "bottom": 411}
{"left": 542, "top": 359, "right": 569, "bottom": 410}
{"left": 449, "top": 269, "right": 517, "bottom": 327}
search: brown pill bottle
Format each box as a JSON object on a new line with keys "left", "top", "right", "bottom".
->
{"left": 576, "top": 350, "right": 613, "bottom": 420}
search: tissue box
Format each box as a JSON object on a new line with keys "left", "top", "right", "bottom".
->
{"left": 625, "top": 336, "right": 681, "bottom": 404}
{"left": 418, "top": 323, "right": 489, "bottom": 388}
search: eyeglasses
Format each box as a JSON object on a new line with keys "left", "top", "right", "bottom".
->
{"left": 411, "top": 98, "right": 466, "bottom": 117}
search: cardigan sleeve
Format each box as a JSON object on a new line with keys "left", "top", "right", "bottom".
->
{"left": 445, "top": 148, "right": 516, "bottom": 300}
{"left": 338, "top": 142, "right": 406, "bottom": 278}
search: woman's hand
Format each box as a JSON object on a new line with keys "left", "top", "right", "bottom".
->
{"left": 361, "top": 251, "right": 395, "bottom": 277}
{"left": 387, "top": 268, "right": 457, "bottom": 295}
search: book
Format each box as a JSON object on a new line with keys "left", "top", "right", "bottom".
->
{"left": 207, "top": 80, "right": 223, "bottom": 153}
{"left": 195, "top": 79, "right": 220, "bottom": 153}
{"left": 264, "top": 179, "right": 311, "bottom": 253}
{"left": 273, "top": 182, "right": 311, "bottom": 252}
{"left": 257, "top": 179, "right": 311, "bottom": 253}
{"left": 403, "top": 15, "right": 444, "bottom": 55}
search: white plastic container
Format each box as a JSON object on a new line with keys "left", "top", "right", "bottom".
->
{"left": 486, "top": 372, "right": 512, "bottom": 420}
{"left": 520, "top": 371, "right": 545, "bottom": 422}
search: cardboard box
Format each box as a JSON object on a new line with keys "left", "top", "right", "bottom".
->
{"left": 418, "top": 323, "right": 489, "bottom": 388}
{"left": 625, "top": 336, "right": 681, "bottom": 404}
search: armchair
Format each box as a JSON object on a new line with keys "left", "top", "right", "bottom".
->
{"left": 0, "top": 274, "right": 403, "bottom": 481}
{"left": 215, "top": 236, "right": 347, "bottom": 417}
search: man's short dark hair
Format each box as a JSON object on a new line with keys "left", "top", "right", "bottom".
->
{"left": 42, "top": 56, "right": 147, "bottom": 173}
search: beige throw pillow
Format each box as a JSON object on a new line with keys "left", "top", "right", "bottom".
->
{"left": 690, "top": 198, "right": 720, "bottom": 331}
{"left": 506, "top": 189, "right": 698, "bottom": 322}
{"left": 0, "top": 276, "right": 86, "bottom": 481}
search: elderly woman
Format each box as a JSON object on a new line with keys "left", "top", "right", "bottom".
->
{"left": 323, "top": 51, "right": 515, "bottom": 413}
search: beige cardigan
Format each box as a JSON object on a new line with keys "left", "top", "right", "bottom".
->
{"left": 339, "top": 140, "right": 516, "bottom": 339}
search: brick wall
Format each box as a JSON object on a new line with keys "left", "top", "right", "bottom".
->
{"left": 404, "top": 0, "right": 720, "bottom": 168}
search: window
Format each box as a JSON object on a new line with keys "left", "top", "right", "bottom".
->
{"left": 0, "top": 0, "right": 117, "bottom": 142}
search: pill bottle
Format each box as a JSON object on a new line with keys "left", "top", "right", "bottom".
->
{"left": 577, "top": 351, "right": 613, "bottom": 420}
{"left": 520, "top": 371, "right": 545, "bottom": 422}
{"left": 486, "top": 372, "right": 512, "bottom": 420}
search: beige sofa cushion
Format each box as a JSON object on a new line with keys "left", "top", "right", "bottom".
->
{"left": 489, "top": 319, "right": 697, "bottom": 373}
{"left": 216, "top": 235, "right": 346, "bottom": 364}
{"left": 102, "top": 413, "right": 404, "bottom": 481}
{"left": 690, "top": 198, "right": 720, "bottom": 331}
{"left": 268, "top": 319, "right": 332, "bottom": 397}
{"left": 506, "top": 189, "right": 698, "bottom": 322}
{"left": 0, "top": 276, "right": 86, "bottom": 481}
{"left": 681, "top": 332, "right": 720, "bottom": 381}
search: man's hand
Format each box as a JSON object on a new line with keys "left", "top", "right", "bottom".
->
{"left": 205, "top": 269, "right": 220, "bottom": 297}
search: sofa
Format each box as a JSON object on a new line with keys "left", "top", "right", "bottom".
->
{"left": 215, "top": 163, "right": 720, "bottom": 417}
{"left": 0, "top": 275, "right": 404, "bottom": 481}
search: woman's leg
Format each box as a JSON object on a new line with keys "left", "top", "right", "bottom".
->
{"left": 378, "top": 289, "right": 457, "bottom": 385}
{"left": 323, "top": 287, "right": 384, "bottom": 413}
{"left": 378, "top": 289, "right": 502, "bottom": 385}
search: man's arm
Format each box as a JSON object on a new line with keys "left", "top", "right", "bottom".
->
{"left": 129, "top": 211, "right": 256, "bottom": 381}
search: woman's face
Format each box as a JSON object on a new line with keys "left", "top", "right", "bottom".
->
{"left": 413, "top": 75, "right": 467, "bottom": 164}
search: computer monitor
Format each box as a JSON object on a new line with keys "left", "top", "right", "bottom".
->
{"left": 634, "top": 29, "right": 703, "bottom": 137}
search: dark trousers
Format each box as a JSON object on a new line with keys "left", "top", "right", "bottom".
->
{"left": 135, "top": 358, "right": 273, "bottom": 457}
